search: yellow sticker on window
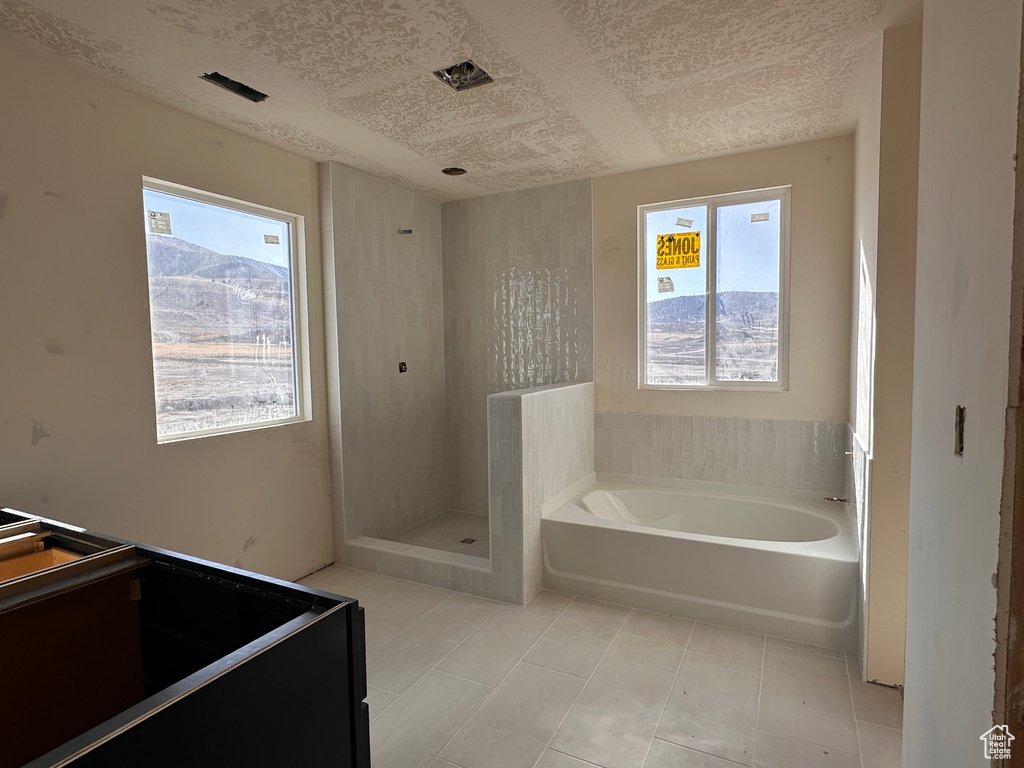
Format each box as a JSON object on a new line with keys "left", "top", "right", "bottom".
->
{"left": 656, "top": 232, "right": 700, "bottom": 269}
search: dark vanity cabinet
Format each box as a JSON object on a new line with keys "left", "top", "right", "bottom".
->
{"left": 0, "top": 509, "right": 369, "bottom": 768}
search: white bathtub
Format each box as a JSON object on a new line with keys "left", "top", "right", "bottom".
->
{"left": 542, "top": 479, "right": 859, "bottom": 650}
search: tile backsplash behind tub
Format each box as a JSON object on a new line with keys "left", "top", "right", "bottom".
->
{"left": 594, "top": 413, "right": 850, "bottom": 495}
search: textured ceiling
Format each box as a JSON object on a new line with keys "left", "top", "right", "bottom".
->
{"left": 0, "top": 0, "right": 918, "bottom": 201}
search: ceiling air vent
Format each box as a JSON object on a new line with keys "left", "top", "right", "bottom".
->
{"left": 433, "top": 60, "right": 493, "bottom": 92}
{"left": 200, "top": 72, "right": 268, "bottom": 103}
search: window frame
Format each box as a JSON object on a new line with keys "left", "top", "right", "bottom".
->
{"left": 142, "top": 176, "right": 311, "bottom": 443}
{"left": 637, "top": 185, "right": 792, "bottom": 391}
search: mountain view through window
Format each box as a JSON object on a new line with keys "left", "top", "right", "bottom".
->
{"left": 143, "top": 185, "right": 299, "bottom": 440}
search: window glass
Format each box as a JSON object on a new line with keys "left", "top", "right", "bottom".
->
{"left": 715, "top": 198, "right": 781, "bottom": 382}
{"left": 143, "top": 182, "right": 302, "bottom": 441}
{"left": 644, "top": 204, "right": 708, "bottom": 385}
{"left": 640, "top": 187, "right": 789, "bottom": 389}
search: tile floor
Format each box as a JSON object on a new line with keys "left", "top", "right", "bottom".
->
{"left": 298, "top": 565, "right": 903, "bottom": 768}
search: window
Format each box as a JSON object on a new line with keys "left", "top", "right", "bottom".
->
{"left": 639, "top": 186, "right": 790, "bottom": 389}
{"left": 142, "top": 178, "right": 307, "bottom": 441}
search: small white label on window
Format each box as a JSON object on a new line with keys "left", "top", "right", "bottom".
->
{"left": 148, "top": 210, "right": 172, "bottom": 235}
{"left": 676, "top": 217, "right": 693, "bottom": 228}
{"left": 751, "top": 212, "right": 770, "bottom": 223}
{"left": 657, "top": 276, "right": 675, "bottom": 293}
{"left": 264, "top": 234, "right": 281, "bottom": 245}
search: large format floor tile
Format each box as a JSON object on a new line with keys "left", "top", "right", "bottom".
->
{"left": 754, "top": 729, "right": 860, "bottom": 768}
{"left": 301, "top": 565, "right": 905, "bottom": 768}
{"left": 366, "top": 685, "right": 398, "bottom": 722}
{"left": 657, "top": 650, "right": 761, "bottom": 765}
{"left": 370, "top": 670, "right": 491, "bottom": 768}
{"left": 298, "top": 564, "right": 370, "bottom": 592}
{"left": 305, "top": 570, "right": 405, "bottom": 608}
{"left": 845, "top": 654, "right": 904, "bottom": 730}
{"left": 758, "top": 645, "right": 859, "bottom": 756}
{"left": 550, "top": 657, "right": 673, "bottom": 768}
{"left": 857, "top": 722, "right": 902, "bottom": 768}
{"left": 766, "top": 637, "right": 844, "bottom": 660}
{"left": 524, "top": 602, "right": 627, "bottom": 678}
{"left": 535, "top": 751, "right": 601, "bottom": 767}
{"left": 439, "top": 662, "right": 586, "bottom": 768}
{"left": 521, "top": 589, "right": 574, "bottom": 619}
{"left": 436, "top": 606, "right": 552, "bottom": 687}
{"left": 687, "top": 622, "right": 766, "bottom": 666}
{"left": 370, "top": 582, "right": 453, "bottom": 628}
{"left": 608, "top": 609, "right": 693, "bottom": 673}
{"left": 368, "top": 612, "right": 478, "bottom": 694}
{"left": 433, "top": 592, "right": 504, "bottom": 624}
{"left": 644, "top": 738, "right": 747, "bottom": 767}
{"left": 364, "top": 619, "right": 401, "bottom": 652}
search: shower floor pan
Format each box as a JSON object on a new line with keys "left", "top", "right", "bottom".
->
{"left": 388, "top": 510, "right": 489, "bottom": 559}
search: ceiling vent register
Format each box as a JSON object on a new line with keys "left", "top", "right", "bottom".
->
{"left": 200, "top": 72, "right": 268, "bottom": 103}
{"left": 433, "top": 60, "right": 493, "bottom": 91}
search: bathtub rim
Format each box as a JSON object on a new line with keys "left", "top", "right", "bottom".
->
{"left": 540, "top": 475, "right": 860, "bottom": 649}
{"left": 545, "top": 475, "right": 857, "bottom": 562}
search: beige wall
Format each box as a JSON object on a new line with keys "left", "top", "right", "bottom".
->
{"left": 905, "top": 0, "right": 1020, "bottom": 761}
{"left": 0, "top": 37, "right": 333, "bottom": 580}
{"left": 849, "top": 34, "right": 882, "bottom": 680}
{"left": 862, "top": 22, "right": 921, "bottom": 687}
{"left": 593, "top": 136, "right": 853, "bottom": 422}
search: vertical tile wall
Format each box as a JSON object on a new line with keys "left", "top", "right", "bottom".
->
{"left": 322, "top": 162, "right": 449, "bottom": 540}
{"left": 594, "top": 413, "right": 850, "bottom": 495}
{"left": 518, "top": 382, "right": 595, "bottom": 601}
{"left": 348, "top": 382, "right": 594, "bottom": 605}
{"left": 442, "top": 180, "right": 594, "bottom": 519}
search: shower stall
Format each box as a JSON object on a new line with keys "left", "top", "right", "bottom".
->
{"left": 320, "top": 162, "right": 593, "bottom": 601}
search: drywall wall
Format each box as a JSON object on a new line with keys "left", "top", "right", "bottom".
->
{"left": 442, "top": 181, "right": 593, "bottom": 518}
{"left": 593, "top": 136, "right": 853, "bottom": 422}
{"left": 0, "top": 36, "right": 332, "bottom": 580}
{"left": 864, "top": 22, "right": 921, "bottom": 687}
{"left": 849, "top": 22, "right": 920, "bottom": 688}
{"left": 850, "top": 31, "right": 882, "bottom": 683}
{"left": 904, "top": 0, "right": 1021, "bottom": 763}
{"left": 320, "top": 162, "right": 448, "bottom": 543}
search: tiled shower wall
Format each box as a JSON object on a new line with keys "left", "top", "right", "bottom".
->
{"left": 519, "top": 382, "right": 595, "bottom": 601}
{"left": 488, "top": 382, "right": 594, "bottom": 604}
{"left": 442, "top": 180, "right": 593, "bottom": 518}
{"left": 321, "top": 162, "right": 448, "bottom": 541}
{"left": 348, "top": 382, "right": 594, "bottom": 605}
{"left": 594, "top": 413, "right": 850, "bottom": 495}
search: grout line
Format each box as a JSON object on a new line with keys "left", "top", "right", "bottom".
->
{"left": 654, "top": 739, "right": 750, "bottom": 766}
{"left": 756, "top": 726, "right": 863, "bottom": 756}
{"left": 752, "top": 635, "right": 768, "bottom": 767}
{"left": 527, "top": 604, "right": 634, "bottom": 768}
{"left": 427, "top": 590, "right": 587, "bottom": 764}
{"left": 644, "top": 615, "right": 697, "bottom": 766}
{"left": 543, "top": 747, "right": 606, "bottom": 766}
{"left": 845, "top": 652, "right": 866, "bottom": 768}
